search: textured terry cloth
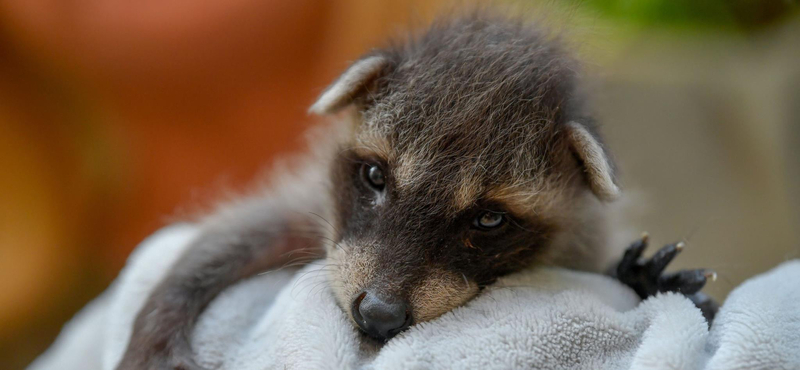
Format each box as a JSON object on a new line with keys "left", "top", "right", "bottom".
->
{"left": 30, "top": 224, "right": 800, "bottom": 370}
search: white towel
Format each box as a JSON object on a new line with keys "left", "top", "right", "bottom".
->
{"left": 29, "top": 224, "right": 800, "bottom": 370}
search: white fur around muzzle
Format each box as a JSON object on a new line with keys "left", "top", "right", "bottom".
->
{"left": 30, "top": 224, "right": 800, "bottom": 370}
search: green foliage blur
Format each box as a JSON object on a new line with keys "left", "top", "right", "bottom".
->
{"left": 584, "top": 0, "right": 797, "bottom": 31}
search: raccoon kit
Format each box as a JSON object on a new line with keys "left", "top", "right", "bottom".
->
{"left": 116, "top": 14, "right": 716, "bottom": 370}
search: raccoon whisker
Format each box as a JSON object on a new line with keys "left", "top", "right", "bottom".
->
{"left": 226, "top": 229, "right": 325, "bottom": 240}
{"left": 257, "top": 257, "right": 322, "bottom": 276}
{"left": 304, "top": 238, "right": 347, "bottom": 254}
{"left": 276, "top": 252, "right": 321, "bottom": 262}
{"left": 278, "top": 247, "right": 323, "bottom": 259}
{"left": 281, "top": 255, "right": 319, "bottom": 265}
{"left": 276, "top": 259, "right": 321, "bottom": 270}
{"left": 681, "top": 216, "right": 720, "bottom": 244}
{"left": 307, "top": 211, "right": 342, "bottom": 235}
{"left": 307, "top": 279, "right": 337, "bottom": 298}
{"left": 320, "top": 237, "right": 349, "bottom": 253}
{"left": 298, "top": 267, "right": 340, "bottom": 279}
{"left": 290, "top": 265, "right": 339, "bottom": 298}
{"left": 257, "top": 230, "right": 347, "bottom": 254}
{"left": 294, "top": 264, "right": 338, "bottom": 272}
{"left": 301, "top": 235, "right": 347, "bottom": 253}
{"left": 281, "top": 254, "right": 330, "bottom": 267}
{"left": 289, "top": 274, "right": 325, "bottom": 292}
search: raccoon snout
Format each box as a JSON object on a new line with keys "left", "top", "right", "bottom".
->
{"left": 351, "top": 290, "right": 412, "bottom": 341}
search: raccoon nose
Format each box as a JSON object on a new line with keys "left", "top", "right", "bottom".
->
{"left": 351, "top": 291, "right": 412, "bottom": 340}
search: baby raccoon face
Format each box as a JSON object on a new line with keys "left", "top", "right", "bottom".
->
{"left": 326, "top": 134, "right": 566, "bottom": 341}
{"left": 311, "top": 16, "right": 620, "bottom": 341}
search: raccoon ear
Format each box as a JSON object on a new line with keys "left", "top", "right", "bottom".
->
{"left": 308, "top": 55, "right": 390, "bottom": 115}
{"left": 565, "top": 121, "right": 621, "bottom": 201}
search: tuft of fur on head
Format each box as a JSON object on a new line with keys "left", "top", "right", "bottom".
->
{"left": 310, "top": 11, "right": 621, "bottom": 331}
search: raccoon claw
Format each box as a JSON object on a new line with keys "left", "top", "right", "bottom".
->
{"left": 657, "top": 269, "right": 713, "bottom": 295}
{"left": 615, "top": 235, "right": 711, "bottom": 300}
{"left": 646, "top": 241, "right": 683, "bottom": 277}
{"left": 617, "top": 232, "right": 648, "bottom": 276}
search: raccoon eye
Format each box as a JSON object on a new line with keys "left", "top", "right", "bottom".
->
{"left": 361, "top": 163, "right": 385, "bottom": 190}
{"left": 473, "top": 211, "right": 505, "bottom": 230}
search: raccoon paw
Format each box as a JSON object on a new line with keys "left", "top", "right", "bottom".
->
{"left": 615, "top": 233, "right": 716, "bottom": 300}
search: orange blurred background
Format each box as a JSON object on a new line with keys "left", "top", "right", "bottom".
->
{"left": 0, "top": 1, "right": 442, "bottom": 367}
{"left": 1, "top": 0, "right": 798, "bottom": 368}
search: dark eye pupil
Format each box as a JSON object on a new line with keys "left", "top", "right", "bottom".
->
{"left": 475, "top": 211, "right": 504, "bottom": 229}
{"left": 366, "top": 165, "right": 385, "bottom": 188}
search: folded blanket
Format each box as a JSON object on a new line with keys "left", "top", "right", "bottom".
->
{"left": 30, "top": 224, "right": 800, "bottom": 370}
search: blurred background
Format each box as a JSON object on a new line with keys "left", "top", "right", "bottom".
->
{"left": 1, "top": 0, "right": 798, "bottom": 368}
